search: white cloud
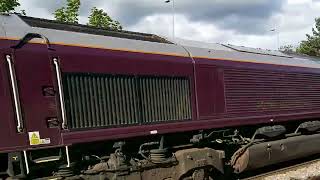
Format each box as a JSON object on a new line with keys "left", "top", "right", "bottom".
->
{"left": 287, "top": 0, "right": 312, "bottom": 5}
{"left": 17, "top": 0, "right": 55, "bottom": 20}
{"left": 128, "top": 14, "right": 232, "bottom": 43}
{"left": 131, "top": 0, "right": 320, "bottom": 50}
{"left": 128, "top": 14, "right": 276, "bottom": 49}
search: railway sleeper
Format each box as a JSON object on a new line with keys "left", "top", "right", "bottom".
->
{"left": 231, "top": 132, "right": 320, "bottom": 173}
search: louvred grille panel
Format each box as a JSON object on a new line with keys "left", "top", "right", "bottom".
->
{"left": 224, "top": 69, "right": 320, "bottom": 115}
{"left": 63, "top": 73, "right": 191, "bottom": 129}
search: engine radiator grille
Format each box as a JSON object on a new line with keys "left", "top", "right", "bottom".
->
{"left": 224, "top": 68, "right": 320, "bottom": 115}
{"left": 63, "top": 73, "right": 191, "bottom": 129}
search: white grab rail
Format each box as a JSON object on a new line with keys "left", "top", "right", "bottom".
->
{"left": 6, "top": 55, "right": 23, "bottom": 132}
{"left": 53, "top": 58, "right": 67, "bottom": 129}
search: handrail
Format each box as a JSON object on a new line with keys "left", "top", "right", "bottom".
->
{"left": 6, "top": 55, "right": 23, "bottom": 132}
{"left": 11, "top": 33, "right": 53, "bottom": 50}
{"left": 53, "top": 58, "right": 67, "bottom": 129}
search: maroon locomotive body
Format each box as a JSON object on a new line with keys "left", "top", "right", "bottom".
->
{"left": 1, "top": 15, "right": 320, "bottom": 179}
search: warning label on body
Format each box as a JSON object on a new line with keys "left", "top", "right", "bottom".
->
{"left": 28, "top": 131, "right": 51, "bottom": 146}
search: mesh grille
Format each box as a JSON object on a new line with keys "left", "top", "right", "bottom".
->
{"left": 139, "top": 77, "right": 192, "bottom": 123}
{"left": 63, "top": 73, "right": 191, "bottom": 129}
{"left": 224, "top": 68, "right": 320, "bottom": 115}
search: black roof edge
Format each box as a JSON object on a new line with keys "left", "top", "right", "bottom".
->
{"left": 19, "top": 15, "right": 172, "bottom": 44}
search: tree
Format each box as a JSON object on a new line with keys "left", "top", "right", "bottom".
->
{"left": 88, "top": 7, "right": 122, "bottom": 30}
{"left": 279, "top": 45, "right": 295, "bottom": 53}
{"left": 297, "top": 18, "right": 320, "bottom": 57}
{"left": 0, "top": 0, "right": 21, "bottom": 14}
{"left": 54, "top": 0, "right": 80, "bottom": 24}
{"left": 20, "top": 9, "right": 25, "bottom": 15}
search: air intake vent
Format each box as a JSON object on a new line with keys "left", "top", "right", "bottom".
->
{"left": 63, "top": 73, "right": 191, "bottom": 129}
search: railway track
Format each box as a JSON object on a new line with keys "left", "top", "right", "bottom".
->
{"left": 241, "top": 157, "right": 320, "bottom": 180}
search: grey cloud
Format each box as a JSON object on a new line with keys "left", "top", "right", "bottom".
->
{"left": 31, "top": 0, "right": 100, "bottom": 16}
{"left": 103, "top": 0, "right": 285, "bottom": 35}
{"left": 31, "top": 1, "right": 63, "bottom": 11}
{"left": 183, "top": 0, "right": 284, "bottom": 34}
{"left": 20, "top": 0, "right": 284, "bottom": 35}
{"left": 20, "top": 0, "right": 103, "bottom": 20}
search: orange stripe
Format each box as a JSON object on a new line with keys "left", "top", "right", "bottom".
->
{"left": 0, "top": 36, "right": 189, "bottom": 58}
{"left": 0, "top": 36, "right": 315, "bottom": 69}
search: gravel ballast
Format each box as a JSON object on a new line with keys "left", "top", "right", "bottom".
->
{"left": 263, "top": 160, "right": 320, "bottom": 180}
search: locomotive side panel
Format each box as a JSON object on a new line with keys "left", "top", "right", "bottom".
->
{"left": 0, "top": 40, "right": 29, "bottom": 152}
{"left": 0, "top": 48, "right": 16, "bottom": 150}
{"left": 195, "top": 65, "right": 226, "bottom": 120}
{"left": 53, "top": 45, "right": 197, "bottom": 143}
{"left": 223, "top": 68, "right": 320, "bottom": 116}
{"left": 10, "top": 43, "right": 62, "bottom": 148}
{"left": 194, "top": 57, "right": 320, "bottom": 126}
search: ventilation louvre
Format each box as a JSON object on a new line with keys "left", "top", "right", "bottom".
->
{"left": 224, "top": 68, "right": 320, "bottom": 115}
{"left": 63, "top": 73, "right": 191, "bottom": 129}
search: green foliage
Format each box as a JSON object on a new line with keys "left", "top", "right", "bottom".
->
{"left": 297, "top": 18, "right": 320, "bottom": 57}
{"left": 20, "top": 9, "right": 26, "bottom": 15}
{"left": 0, "top": 0, "right": 20, "bottom": 13}
{"left": 54, "top": 0, "right": 80, "bottom": 24}
{"left": 279, "top": 45, "right": 295, "bottom": 53}
{"left": 88, "top": 7, "right": 122, "bottom": 30}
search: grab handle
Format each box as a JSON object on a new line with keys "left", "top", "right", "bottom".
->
{"left": 6, "top": 55, "right": 23, "bottom": 132}
{"left": 53, "top": 58, "right": 67, "bottom": 129}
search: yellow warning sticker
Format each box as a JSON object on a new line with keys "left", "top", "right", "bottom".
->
{"left": 28, "top": 131, "right": 51, "bottom": 146}
{"left": 28, "top": 131, "right": 41, "bottom": 145}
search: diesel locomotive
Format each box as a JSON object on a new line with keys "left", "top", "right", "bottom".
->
{"left": 1, "top": 14, "right": 320, "bottom": 179}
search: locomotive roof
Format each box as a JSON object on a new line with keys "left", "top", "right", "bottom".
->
{"left": 19, "top": 15, "right": 171, "bottom": 44}
{"left": 1, "top": 14, "right": 320, "bottom": 69}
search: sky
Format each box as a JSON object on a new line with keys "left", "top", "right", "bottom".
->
{"left": 16, "top": 0, "right": 320, "bottom": 50}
